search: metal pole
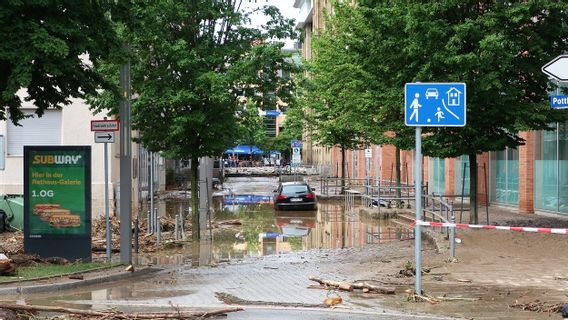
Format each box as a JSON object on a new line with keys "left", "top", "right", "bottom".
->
{"left": 134, "top": 218, "right": 139, "bottom": 254}
{"left": 147, "top": 210, "right": 151, "bottom": 235}
{"left": 104, "top": 139, "right": 111, "bottom": 261}
{"left": 156, "top": 216, "right": 161, "bottom": 244}
{"left": 484, "top": 163, "right": 489, "bottom": 224}
{"left": 450, "top": 211, "right": 456, "bottom": 259}
{"left": 174, "top": 213, "right": 179, "bottom": 240}
{"left": 149, "top": 152, "right": 154, "bottom": 232}
{"left": 460, "top": 161, "right": 466, "bottom": 223}
{"left": 154, "top": 207, "right": 158, "bottom": 234}
{"left": 119, "top": 60, "right": 132, "bottom": 264}
{"left": 414, "top": 127, "right": 423, "bottom": 294}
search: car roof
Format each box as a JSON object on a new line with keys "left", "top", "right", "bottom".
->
{"left": 280, "top": 181, "right": 308, "bottom": 186}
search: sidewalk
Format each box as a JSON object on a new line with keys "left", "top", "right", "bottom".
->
{"left": 0, "top": 265, "right": 161, "bottom": 295}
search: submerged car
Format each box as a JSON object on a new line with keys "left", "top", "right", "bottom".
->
{"left": 273, "top": 182, "right": 317, "bottom": 211}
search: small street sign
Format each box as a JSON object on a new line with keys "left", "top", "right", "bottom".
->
{"left": 91, "top": 120, "right": 120, "bottom": 132}
{"left": 405, "top": 83, "right": 467, "bottom": 127}
{"left": 542, "top": 55, "right": 568, "bottom": 81}
{"left": 290, "top": 139, "right": 302, "bottom": 149}
{"left": 365, "top": 148, "right": 372, "bottom": 158}
{"left": 551, "top": 95, "right": 568, "bottom": 109}
{"left": 292, "top": 147, "right": 300, "bottom": 155}
{"left": 94, "top": 132, "right": 115, "bottom": 143}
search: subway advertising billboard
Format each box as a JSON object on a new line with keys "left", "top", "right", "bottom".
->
{"left": 24, "top": 146, "right": 91, "bottom": 261}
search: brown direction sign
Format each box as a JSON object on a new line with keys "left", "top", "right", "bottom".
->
{"left": 91, "top": 120, "right": 119, "bottom": 132}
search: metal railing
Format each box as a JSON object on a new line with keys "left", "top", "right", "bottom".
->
{"left": 422, "top": 193, "right": 456, "bottom": 259}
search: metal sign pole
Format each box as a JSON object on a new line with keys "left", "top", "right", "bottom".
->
{"left": 119, "top": 61, "right": 132, "bottom": 264}
{"left": 414, "top": 126, "right": 422, "bottom": 294}
{"left": 104, "top": 141, "right": 111, "bottom": 261}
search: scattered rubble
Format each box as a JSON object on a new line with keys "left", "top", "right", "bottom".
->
{"left": 0, "top": 303, "right": 242, "bottom": 319}
{"left": 510, "top": 300, "right": 565, "bottom": 314}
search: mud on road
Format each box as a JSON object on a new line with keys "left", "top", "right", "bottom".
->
{"left": 319, "top": 208, "right": 568, "bottom": 319}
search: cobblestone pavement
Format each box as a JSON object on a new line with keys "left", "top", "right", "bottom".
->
{"left": 37, "top": 248, "right": 450, "bottom": 319}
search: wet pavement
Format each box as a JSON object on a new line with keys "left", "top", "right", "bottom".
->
{"left": 10, "top": 176, "right": 443, "bottom": 319}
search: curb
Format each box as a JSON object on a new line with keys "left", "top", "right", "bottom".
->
{"left": 0, "top": 267, "right": 162, "bottom": 295}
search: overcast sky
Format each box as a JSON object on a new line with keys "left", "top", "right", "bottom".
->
{"left": 240, "top": 0, "right": 297, "bottom": 49}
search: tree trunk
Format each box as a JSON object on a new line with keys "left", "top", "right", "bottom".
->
{"left": 468, "top": 154, "right": 478, "bottom": 224}
{"left": 395, "top": 147, "right": 402, "bottom": 208}
{"left": 191, "top": 157, "right": 200, "bottom": 241}
{"left": 340, "top": 146, "right": 346, "bottom": 194}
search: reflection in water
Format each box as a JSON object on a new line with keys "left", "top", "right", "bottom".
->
{"left": 135, "top": 195, "right": 413, "bottom": 267}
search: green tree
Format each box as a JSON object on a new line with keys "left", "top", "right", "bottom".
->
{"left": 300, "top": 6, "right": 376, "bottom": 192}
{"left": 353, "top": 1, "right": 568, "bottom": 222}
{"left": 0, "top": 0, "right": 119, "bottom": 123}
{"left": 406, "top": 1, "right": 568, "bottom": 223}
{"left": 92, "top": 1, "right": 297, "bottom": 239}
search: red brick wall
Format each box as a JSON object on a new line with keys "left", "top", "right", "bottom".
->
{"left": 445, "top": 158, "right": 456, "bottom": 195}
{"left": 518, "top": 131, "right": 534, "bottom": 214}
{"left": 477, "top": 153, "right": 490, "bottom": 206}
{"left": 381, "top": 145, "right": 396, "bottom": 182}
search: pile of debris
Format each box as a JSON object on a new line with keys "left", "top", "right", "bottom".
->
{"left": 91, "top": 215, "right": 193, "bottom": 253}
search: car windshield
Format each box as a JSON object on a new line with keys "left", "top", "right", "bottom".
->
{"left": 282, "top": 185, "right": 309, "bottom": 195}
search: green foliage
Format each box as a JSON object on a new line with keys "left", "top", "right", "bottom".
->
{"left": 91, "top": 2, "right": 298, "bottom": 161}
{"left": 300, "top": 3, "right": 375, "bottom": 151}
{"left": 339, "top": 0, "right": 568, "bottom": 222}
{"left": 0, "top": 0, "right": 120, "bottom": 124}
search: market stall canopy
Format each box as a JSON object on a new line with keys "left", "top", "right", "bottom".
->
{"left": 223, "top": 145, "right": 263, "bottom": 155}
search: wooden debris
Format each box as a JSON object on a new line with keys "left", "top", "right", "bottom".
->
{"left": 0, "top": 259, "right": 16, "bottom": 276}
{"left": 435, "top": 296, "right": 480, "bottom": 302}
{"left": 510, "top": 300, "right": 564, "bottom": 313}
{"left": 352, "top": 281, "right": 395, "bottom": 294}
{"left": 215, "top": 292, "right": 326, "bottom": 308}
{"left": 0, "top": 303, "right": 242, "bottom": 319}
{"left": 309, "top": 276, "right": 353, "bottom": 291}
{"left": 0, "top": 309, "right": 17, "bottom": 320}
{"left": 407, "top": 292, "right": 440, "bottom": 304}
{"left": 309, "top": 277, "right": 395, "bottom": 294}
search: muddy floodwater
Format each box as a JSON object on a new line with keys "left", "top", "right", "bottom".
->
{"left": 138, "top": 176, "right": 413, "bottom": 266}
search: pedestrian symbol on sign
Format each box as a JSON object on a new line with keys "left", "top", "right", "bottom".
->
{"left": 405, "top": 83, "right": 466, "bottom": 127}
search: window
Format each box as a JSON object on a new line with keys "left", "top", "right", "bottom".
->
{"left": 7, "top": 110, "right": 62, "bottom": 156}
{"left": 428, "top": 157, "right": 445, "bottom": 195}
{"left": 491, "top": 147, "right": 519, "bottom": 205}
{"left": 0, "top": 136, "right": 4, "bottom": 170}
{"left": 535, "top": 121, "right": 568, "bottom": 213}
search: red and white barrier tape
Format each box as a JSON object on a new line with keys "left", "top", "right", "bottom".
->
{"left": 415, "top": 220, "right": 568, "bottom": 235}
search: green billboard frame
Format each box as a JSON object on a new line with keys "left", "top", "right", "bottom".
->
{"left": 24, "top": 146, "right": 91, "bottom": 261}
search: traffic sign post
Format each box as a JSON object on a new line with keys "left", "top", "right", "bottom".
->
{"left": 405, "top": 83, "right": 466, "bottom": 127}
{"left": 550, "top": 95, "right": 568, "bottom": 109}
{"left": 92, "top": 120, "right": 117, "bottom": 261}
{"left": 405, "top": 82, "right": 467, "bottom": 294}
{"left": 91, "top": 119, "right": 119, "bottom": 132}
{"left": 94, "top": 132, "right": 115, "bottom": 143}
{"left": 542, "top": 55, "right": 568, "bottom": 81}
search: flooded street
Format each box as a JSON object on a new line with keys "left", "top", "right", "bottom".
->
{"left": 15, "top": 176, "right": 430, "bottom": 319}
{"left": 8, "top": 176, "right": 567, "bottom": 319}
{"left": 136, "top": 176, "right": 412, "bottom": 266}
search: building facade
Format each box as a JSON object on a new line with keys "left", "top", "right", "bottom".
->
{"left": 0, "top": 93, "right": 165, "bottom": 218}
{"left": 294, "top": 1, "right": 568, "bottom": 215}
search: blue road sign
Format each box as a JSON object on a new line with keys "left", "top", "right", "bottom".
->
{"left": 405, "top": 83, "right": 466, "bottom": 127}
{"left": 290, "top": 139, "right": 302, "bottom": 149}
{"left": 551, "top": 95, "right": 568, "bottom": 109}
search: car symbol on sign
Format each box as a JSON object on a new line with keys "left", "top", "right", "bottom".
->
{"left": 425, "top": 88, "right": 439, "bottom": 99}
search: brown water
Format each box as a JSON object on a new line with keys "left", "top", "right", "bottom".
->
{"left": 134, "top": 194, "right": 413, "bottom": 267}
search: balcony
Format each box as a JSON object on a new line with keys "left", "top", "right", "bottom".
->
{"left": 293, "top": 0, "right": 313, "bottom": 28}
